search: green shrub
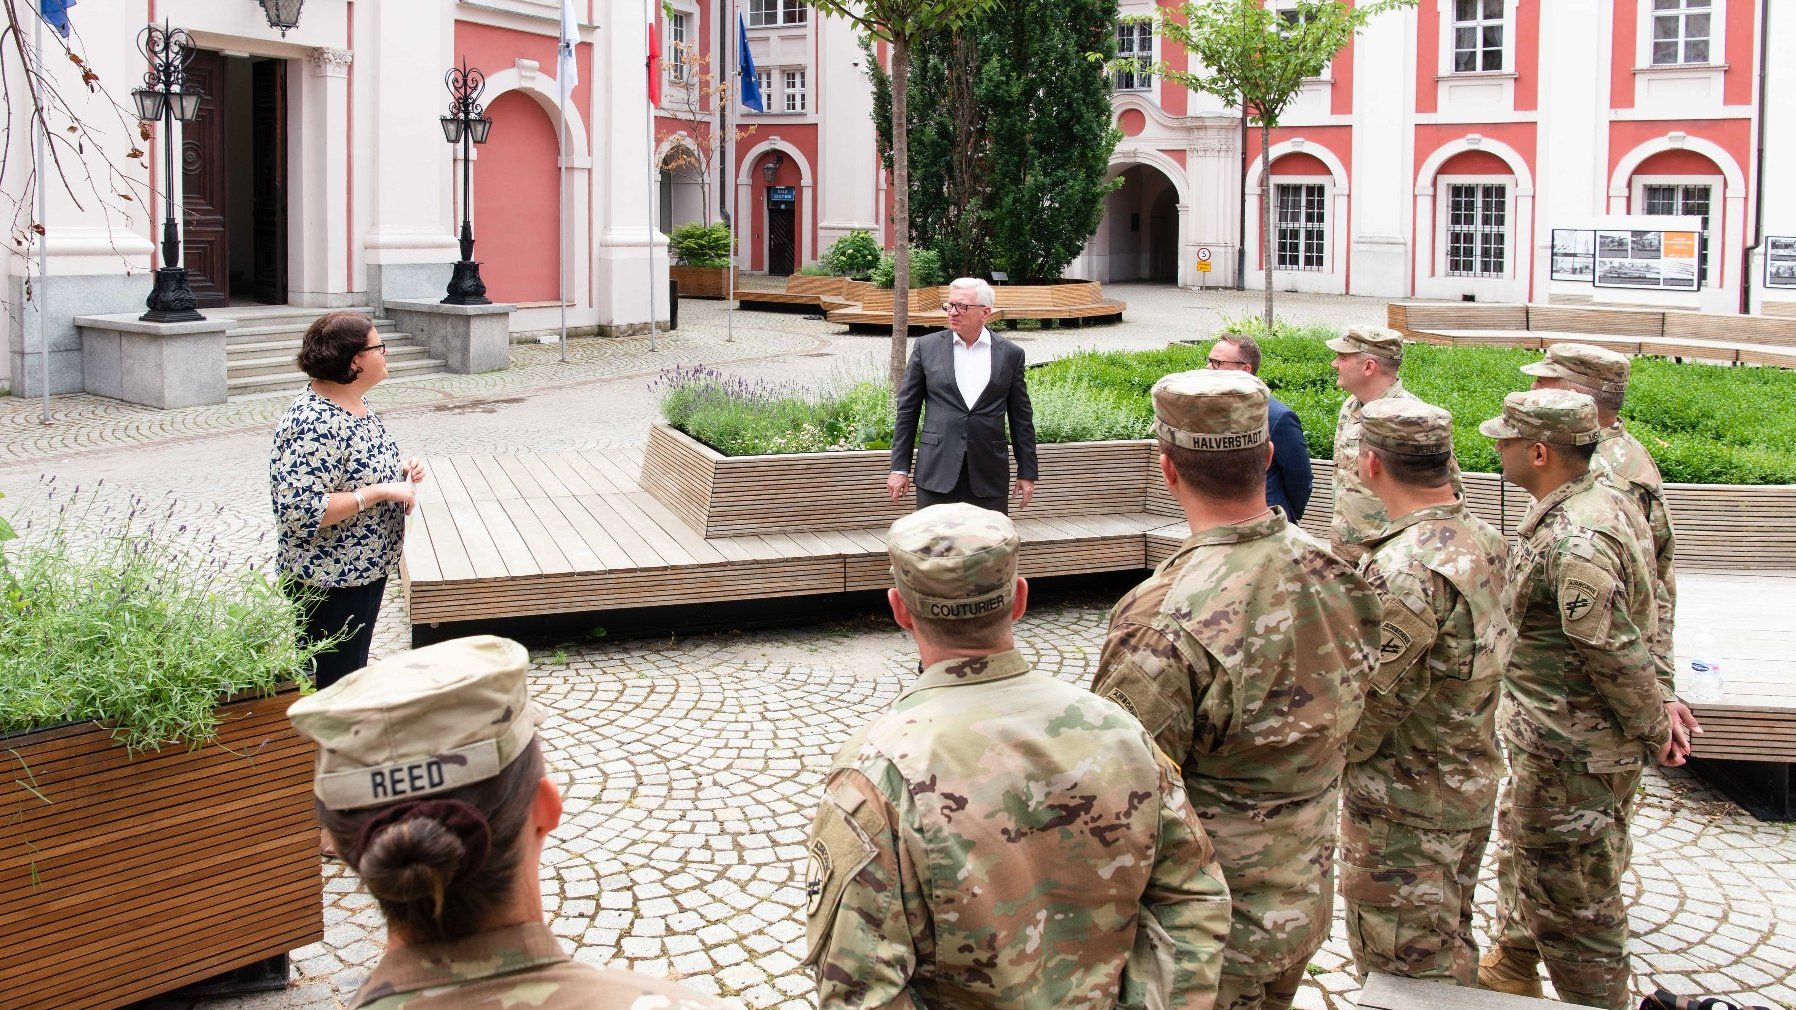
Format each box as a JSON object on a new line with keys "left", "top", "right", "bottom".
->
{"left": 872, "top": 247, "right": 946, "bottom": 289}
{"left": 0, "top": 481, "right": 331, "bottom": 751}
{"left": 821, "top": 230, "right": 882, "bottom": 279}
{"left": 656, "top": 327, "right": 1796, "bottom": 485}
{"left": 668, "top": 222, "right": 733, "bottom": 268}
{"left": 797, "top": 262, "right": 833, "bottom": 277}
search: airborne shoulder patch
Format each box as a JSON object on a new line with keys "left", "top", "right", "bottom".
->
{"left": 1372, "top": 599, "right": 1437, "bottom": 694}
{"left": 800, "top": 782, "right": 879, "bottom": 968}
{"left": 1558, "top": 557, "right": 1616, "bottom": 645}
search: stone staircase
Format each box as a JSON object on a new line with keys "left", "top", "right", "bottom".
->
{"left": 224, "top": 306, "right": 446, "bottom": 400}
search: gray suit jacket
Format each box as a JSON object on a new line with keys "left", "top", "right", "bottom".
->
{"left": 890, "top": 330, "right": 1039, "bottom": 498}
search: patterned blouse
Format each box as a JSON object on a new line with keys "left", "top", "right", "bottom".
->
{"left": 271, "top": 387, "right": 406, "bottom": 589}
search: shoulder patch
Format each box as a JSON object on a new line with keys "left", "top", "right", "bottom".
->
{"left": 1558, "top": 557, "right": 1616, "bottom": 645}
{"left": 1098, "top": 654, "right": 1177, "bottom": 739}
{"left": 1372, "top": 598, "right": 1437, "bottom": 694}
{"left": 801, "top": 784, "right": 879, "bottom": 968}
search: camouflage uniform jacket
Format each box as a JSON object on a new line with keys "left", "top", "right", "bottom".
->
{"left": 1500, "top": 472, "right": 1673, "bottom": 768}
{"left": 350, "top": 923, "right": 730, "bottom": 1010}
{"left": 1592, "top": 422, "right": 1678, "bottom": 700}
{"left": 1331, "top": 381, "right": 1463, "bottom": 550}
{"left": 1090, "top": 510, "right": 1383, "bottom": 981}
{"left": 803, "top": 649, "right": 1232, "bottom": 1010}
{"left": 1347, "top": 501, "right": 1514, "bottom": 831}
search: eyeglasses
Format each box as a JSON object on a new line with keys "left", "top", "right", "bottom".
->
{"left": 1207, "top": 356, "right": 1250, "bottom": 370}
{"left": 941, "top": 302, "right": 985, "bottom": 314}
{"left": 361, "top": 342, "right": 388, "bottom": 356}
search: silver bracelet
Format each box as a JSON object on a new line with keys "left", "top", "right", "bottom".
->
{"left": 352, "top": 488, "right": 367, "bottom": 513}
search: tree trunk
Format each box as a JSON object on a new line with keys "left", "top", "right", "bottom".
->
{"left": 1261, "top": 120, "right": 1274, "bottom": 329}
{"left": 890, "top": 35, "right": 912, "bottom": 393}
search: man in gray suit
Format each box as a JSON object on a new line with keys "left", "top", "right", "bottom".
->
{"left": 887, "top": 277, "right": 1039, "bottom": 514}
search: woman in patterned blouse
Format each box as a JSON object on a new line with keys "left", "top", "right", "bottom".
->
{"left": 271, "top": 311, "right": 427, "bottom": 690}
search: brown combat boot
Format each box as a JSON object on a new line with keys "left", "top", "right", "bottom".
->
{"left": 1478, "top": 947, "right": 1544, "bottom": 998}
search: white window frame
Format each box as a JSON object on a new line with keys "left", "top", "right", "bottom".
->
{"left": 1113, "top": 21, "right": 1154, "bottom": 92}
{"left": 1272, "top": 0, "right": 1333, "bottom": 80}
{"left": 754, "top": 68, "right": 774, "bottom": 112}
{"left": 1443, "top": 0, "right": 1514, "bottom": 75}
{"left": 783, "top": 68, "right": 807, "bottom": 112}
{"left": 666, "top": 11, "right": 690, "bottom": 83}
{"left": 1633, "top": 173, "right": 1722, "bottom": 284}
{"left": 1437, "top": 175, "right": 1513, "bottom": 279}
{"left": 1272, "top": 178, "right": 1331, "bottom": 272}
{"left": 1637, "top": 0, "right": 1726, "bottom": 68}
{"left": 748, "top": 0, "right": 807, "bottom": 27}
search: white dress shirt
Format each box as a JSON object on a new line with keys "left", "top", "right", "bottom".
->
{"left": 951, "top": 328, "right": 994, "bottom": 410}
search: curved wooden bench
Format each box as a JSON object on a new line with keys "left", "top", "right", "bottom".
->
{"left": 1390, "top": 301, "right": 1796, "bottom": 369}
{"left": 735, "top": 274, "right": 851, "bottom": 312}
{"left": 826, "top": 281, "right": 1126, "bottom": 331}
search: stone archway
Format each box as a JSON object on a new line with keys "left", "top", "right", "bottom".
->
{"left": 1095, "top": 161, "right": 1185, "bottom": 284}
{"left": 657, "top": 137, "right": 708, "bottom": 233}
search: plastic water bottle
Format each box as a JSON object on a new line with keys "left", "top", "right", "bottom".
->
{"left": 1681, "top": 631, "right": 1724, "bottom": 704}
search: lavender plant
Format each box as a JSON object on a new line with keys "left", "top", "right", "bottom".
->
{"left": 0, "top": 478, "right": 332, "bottom": 752}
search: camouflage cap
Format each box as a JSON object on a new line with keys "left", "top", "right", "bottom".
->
{"left": 288, "top": 635, "right": 537, "bottom": 811}
{"left": 1478, "top": 389, "right": 1601, "bottom": 446}
{"left": 888, "top": 503, "right": 1019, "bottom": 621}
{"left": 1325, "top": 324, "right": 1405, "bottom": 361}
{"left": 1151, "top": 369, "right": 1269, "bottom": 451}
{"left": 1362, "top": 398, "right": 1454, "bottom": 455}
{"left": 1519, "top": 343, "right": 1631, "bottom": 393}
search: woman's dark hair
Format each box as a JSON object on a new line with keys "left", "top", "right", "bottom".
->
{"left": 320, "top": 739, "right": 544, "bottom": 942}
{"left": 297, "top": 312, "right": 376, "bottom": 384}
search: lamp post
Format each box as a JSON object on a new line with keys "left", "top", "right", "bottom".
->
{"left": 133, "top": 22, "right": 204, "bottom": 323}
{"left": 761, "top": 152, "right": 784, "bottom": 183}
{"left": 440, "top": 59, "right": 494, "bottom": 305}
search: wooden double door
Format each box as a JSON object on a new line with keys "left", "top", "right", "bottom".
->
{"left": 182, "top": 51, "right": 289, "bottom": 306}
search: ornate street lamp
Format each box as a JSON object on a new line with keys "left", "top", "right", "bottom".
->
{"left": 255, "top": 0, "right": 305, "bottom": 36}
{"left": 133, "top": 22, "right": 204, "bottom": 323}
{"left": 440, "top": 59, "right": 494, "bottom": 305}
{"left": 761, "top": 152, "right": 785, "bottom": 183}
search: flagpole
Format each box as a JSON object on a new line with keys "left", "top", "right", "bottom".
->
{"left": 35, "top": 11, "right": 50, "bottom": 425}
{"left": 557, "top": 81, "right": 568, "bottom": 362}
{"left": 725, "top": 3, "right": 737, "bottom": 344}
{"left": 645, "top": 0, "right": 659, "bottom": 353}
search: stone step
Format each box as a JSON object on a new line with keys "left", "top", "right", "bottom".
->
{"left": 225, "top": 317, "right": 396, "bottom": 346}
{"left": 227, "top": 356, "right": 447, "bottom": 399}
{"left": 228, "top": 342, "right": 435, "bottom": 380}
{"left": 225, "top": 331, "right": 420, "bottom": 364}
{"left": 219, "top": 305, "right": 376, "bottom": 331}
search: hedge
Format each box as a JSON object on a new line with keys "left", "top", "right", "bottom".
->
{"left": 657, "top": 325, "right": 1796, "bottom": 485}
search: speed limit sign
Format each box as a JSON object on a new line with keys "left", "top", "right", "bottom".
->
{"left": 1196, "top": 246, "right": 1213, "bottom": 274}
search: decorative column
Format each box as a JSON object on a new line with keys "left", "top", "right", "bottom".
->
{"left": 293, "top": 47, "right": 354, "bottom": 307}
{"left": 361, "top": 1, "right": 458, "bottom": 309}
{"left": 1348, "top": 6, "right": 1413, "bottom": 296}
{"left": 590, "top": 0, "right": 667, "bottom": 332}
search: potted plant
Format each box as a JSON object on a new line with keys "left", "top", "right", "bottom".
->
{"left": 668, "top": 222, "right": 739, "bottom": 299}
{"left": 0, "top": 483, "right": 330, "bottom": 1010}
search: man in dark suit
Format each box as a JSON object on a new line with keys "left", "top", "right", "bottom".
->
{"left": 887, "top": 277, "right": 1039, "bottom": 514}
{"left": 1208, "top": 330, "right": 1313, "bottom": 521}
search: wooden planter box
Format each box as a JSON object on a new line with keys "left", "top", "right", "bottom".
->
{"left": 641, "top": 422, "right": 1154, "bottom": 537}
{"left": 0, "top": 688, "right": 323, "bottom": 1010}
{"left": 644, "top": 423, "right": 1796, "bottom": 567}
{"left": 670, "top": 265, "right": 739, "bottom": 300}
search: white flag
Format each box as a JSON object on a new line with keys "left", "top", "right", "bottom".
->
{"left": 558, "top": 0, "right": 578, "bottom": 97}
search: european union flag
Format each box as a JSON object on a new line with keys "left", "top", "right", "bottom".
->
{"left": 41, "top": 0, "right": 75, "bottom": 39}
{"left": 737, "top": 14, "right": 764, "bottom": 113}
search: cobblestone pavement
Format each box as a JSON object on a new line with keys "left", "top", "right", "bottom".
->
{"left": 5, "top": 284, "right": 1792, "bottom": 1010}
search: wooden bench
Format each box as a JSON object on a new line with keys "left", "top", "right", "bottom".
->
{"left": 734, "top": 274, "right": 852, "bottom": 312}
{"left": 1390, "top": 301, "right": 1796, "bottom": 368}
{"left": 825, "top": 281, "right": 1126, "bottom": 332}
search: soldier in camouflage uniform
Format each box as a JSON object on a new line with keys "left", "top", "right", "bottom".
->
{"left": 804, "top": 503, "right": 1232, "bottom": 1010}
{"left": 1091, "top": 370, "right": 1384, "bottom": 1010}
{"left": 1521, "top": 344, "right": 1700, "bottom": 747}
{"left": 1341, "top": 400, "right": 1514, "bottom": 987}
{"left": 1474, "top": 391, "right": 1683, "bottom": 1010}
{"left": 1327, "top": 326, "right": 1460, "bottom": 564}
{"left": 289, "top": 637, "right": 731, "bottom": 1010}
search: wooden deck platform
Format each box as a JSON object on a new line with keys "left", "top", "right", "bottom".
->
{"left": 402, "top": 448, "right": 1180, "bottom": 626}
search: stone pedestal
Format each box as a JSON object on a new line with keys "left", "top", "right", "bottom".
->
{"left": 74, "top": 313, "right": 233, "bottom": 408}
{"left": 384, "top": 299, "right": 514, "bottom": 374}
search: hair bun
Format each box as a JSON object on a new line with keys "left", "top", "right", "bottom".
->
{"left": 358, "top": 816, "right": 466, "bottom": 908}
